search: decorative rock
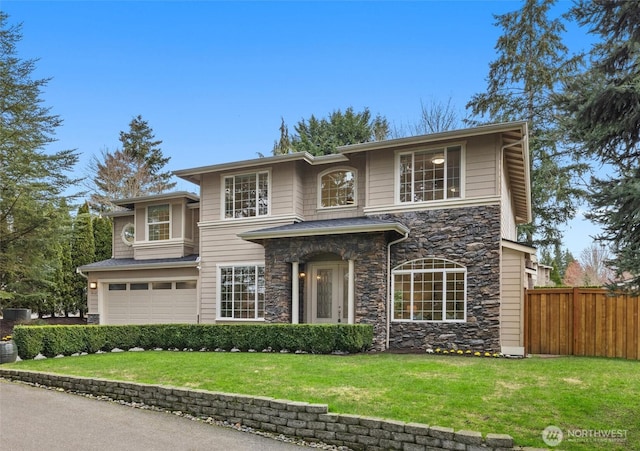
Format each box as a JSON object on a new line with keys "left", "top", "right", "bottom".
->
{"left": 111, "top": 348, "right": 124, "bottom": 353}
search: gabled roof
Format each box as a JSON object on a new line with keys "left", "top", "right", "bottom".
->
{"left": 238, "top": 217, "right": 409, "bottom": 242}
{"left": 78, "top": 255, "right": 199, "bottom": 272}
{"left": 110, "top": 191, "right": 200, "bottom": 212}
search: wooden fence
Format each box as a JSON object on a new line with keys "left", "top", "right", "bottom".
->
{"left": 525, "top": 288, "right": 640, "bottom": 360}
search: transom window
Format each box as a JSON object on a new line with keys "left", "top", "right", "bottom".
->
{"left": 219, "top": 265, "right": 265, "bottom": 319}
{"left": 224, "top": 172, "right": 269, "bottom": 218}
{"left": 392, "top": 258, "right": 466, "bottom": 322}
{"left": 399, "top": 145, "right": 461, "bottom": 203}
{"left": 319, "top": 169, "right": 356, "bottom": 208}
{"left": 147, "top": 204, "right": 170, "bottom": 241}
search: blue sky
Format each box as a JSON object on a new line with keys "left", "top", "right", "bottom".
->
{"left": 2, "top": 0, "right": 599, "bottom": 256}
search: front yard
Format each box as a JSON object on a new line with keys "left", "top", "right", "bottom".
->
{"left": 4, "top": 352, "right": 638, "bottom": 450}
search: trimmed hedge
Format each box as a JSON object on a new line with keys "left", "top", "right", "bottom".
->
{"left": 12, "top": 324, "right": 373, "bottom": 359}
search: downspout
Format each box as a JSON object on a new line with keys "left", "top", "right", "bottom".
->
{"left": 386, "top": 231, "right": 409, "bottom": 350}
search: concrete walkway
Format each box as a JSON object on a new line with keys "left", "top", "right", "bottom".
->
{"left": 0, "top": 381, "right": 305, "bottom": 450}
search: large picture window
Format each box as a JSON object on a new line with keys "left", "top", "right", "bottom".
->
{"left": 319, "top": 169, "right": 356, "bottom": 208}
{"left": 224, "top": 172, "right": 269, "bottom": 218}
{"left": 147, "top": 204, "right": 170, "bottom": 241}
{"left": 399, "top": 145, "right": 461, "bottom": 203}
{"left": 219, "top": 265, "right": 265, "bottom": 319}
{"left": 392, "top": 258, "right": 466, "bottom": 322}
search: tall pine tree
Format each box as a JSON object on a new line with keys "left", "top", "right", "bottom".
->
{"left": 560, "top": 0, "right": 640, "bottom": 293}
{"left": 89, "top": 115, "right": 175, "bottom": 212}
{"left": 70, "top": 203, "right": 95, "bottom": 317}
{"left": 466, "top": 0, "right": 588, "bottom": 250}
{"left": 0, "top": 12, "right": 80, "bottom": 307}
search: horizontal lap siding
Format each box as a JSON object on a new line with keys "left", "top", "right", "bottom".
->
{"left": 501, "top": 247, "right": 524, "bottom": 347}
{"left": 113, "top": 216, "right": 135, "bottom": 259}
{"left": 367, "top": 137, "right": 499, "bottom": 209}
{"left": 465, "top": 135, "right": 498, "bottom": 198}
{"left": 199, "top": 220, "right": 291, "bottom": 323}
{"left": 526, "top": 288, "right": 640, "bottom": 360}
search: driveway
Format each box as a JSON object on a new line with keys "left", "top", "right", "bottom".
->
{"left": 0, "top": 381, "right": 306, "bottom": 450}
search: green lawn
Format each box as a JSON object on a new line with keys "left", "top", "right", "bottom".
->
{"left": 6, "top": 352, "right": 639, "bottom": 450}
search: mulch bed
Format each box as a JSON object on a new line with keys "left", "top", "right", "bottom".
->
{"left": 0, "top": 316, "right": 86, "bottom": 339}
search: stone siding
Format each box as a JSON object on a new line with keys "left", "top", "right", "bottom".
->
{"left": 380, "top": 205, "right": 502, "bottom": 352}
{"left": 0, "top": 369, "right": 516, "bottom": 451}
{"left": 263, "top": 232, "right": 390, "bottom": 350}
{"left": 262, "top": 205, "right": 503, "bottom": 353}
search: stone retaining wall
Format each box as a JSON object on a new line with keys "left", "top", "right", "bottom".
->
{"left": 0, "top": 369, "right": 516, "bottom": 451}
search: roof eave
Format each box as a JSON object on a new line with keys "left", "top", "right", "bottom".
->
{"left": 78, "top": 260, "right": 199, "bottom": 273}
{"left": 338, "top": 121, "right": 529, "bottom": 154}
{"left": 238, "top": 222, "right": 410, "bottom": 241}
{"left": 174, "top": 152, "right": 349, "bottom": 184}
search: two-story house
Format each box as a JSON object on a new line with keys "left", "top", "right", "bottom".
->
{"left": 79, "top": 121, "right": 534, "bottom": 355}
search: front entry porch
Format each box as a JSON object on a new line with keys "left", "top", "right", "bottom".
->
{"left": 238, "top": 217, "right": 410, "bottom": 349}
{"left": 291, "top": 259, "right": 355, "bottom": 325}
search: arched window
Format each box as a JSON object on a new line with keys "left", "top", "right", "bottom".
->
{"left": 392, "top": 258, "right": 466, "bottom": 322}
{"left": 318, "top": 168, "right": 356, "bottom": 208}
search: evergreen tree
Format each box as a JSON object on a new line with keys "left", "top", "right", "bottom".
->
{"left": 93, "top": 215, "right": 112, "bottom": 262}
{"left": 0, "top": 12, "right": 80, "bottom": 307}
{"left": 560, "top": 0, "right": 640, "bottom": 293}
{"left": 287, "top": 107, "right": 389, "bottom": 156}
{"left": 89, "top": 115, "right": 176, "bottom": 212}
{"left": 70, "top": 203, "right": 95, "bottom": 317}
{"left": 466, "top": 0, "right": 588, "bottom": 250}
{"left": 271, "top": 117, "right": 292, "bottom": 155}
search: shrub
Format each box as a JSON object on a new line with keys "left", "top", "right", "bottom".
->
{"left": 12, "top": 324, "right": 373, "bottom": 359}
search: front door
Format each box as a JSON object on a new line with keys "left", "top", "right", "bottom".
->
{"left": 309, "top": 263, "right": 348, "bottom": 323}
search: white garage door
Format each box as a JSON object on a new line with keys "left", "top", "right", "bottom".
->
{"left": 104, "top": 281, "right": 197, "bottom": 325}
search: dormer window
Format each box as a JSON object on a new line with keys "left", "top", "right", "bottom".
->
{"left": 399, "top": 145, "right": 462, "bottom": 203}
{"left": 147, "top": 204, "right": 170, "bottom": 241}
{"left": 319, "top": 169, "right": 356, "bottom": 208}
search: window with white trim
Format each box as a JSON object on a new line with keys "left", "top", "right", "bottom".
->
{"left": 399, "top": 145, "right": 461, "bottom": 203}
{"left": 147, "top": 204, "right": 170, "bottom": 241}
{"left": 319, "top": 169, "right": 356, "bottom": 208}
{"left": 224, "top": 172, "right": 269, "bottom": 218}
{"left": 392, "top": 258, "right": 466, "bottom": 322}
{"left": 219, "top": 265, "right": 265, "bottom": 319}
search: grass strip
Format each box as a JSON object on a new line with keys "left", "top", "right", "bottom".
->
{"left": 7, "top": 352, "right": 639, "bottom": 450}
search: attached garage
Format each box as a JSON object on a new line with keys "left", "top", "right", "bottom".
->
{"left": 103, "top": 280, "right": 198, "bottom": 325}
{"left": 78, "top": 255, "right": 201, "bottom": 325}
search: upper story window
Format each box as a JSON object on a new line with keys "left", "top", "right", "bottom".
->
{"left": 399, "top": 145, "right": 462, "bottom": 203}
{"left": 224, "top": 172, "right": 269, "bottom": 219}
{"left": 319, "top": 168, "right": 356, "bottom": 208}
{"left": 147, "top": 204, "right": 170, "bottom": 241}
{"left": 392, "top": 258, "right": 466, "bottom": 322}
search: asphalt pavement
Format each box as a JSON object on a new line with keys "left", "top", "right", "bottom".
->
{"left": 0, "top": 380, "right": 306, "bottom": 451}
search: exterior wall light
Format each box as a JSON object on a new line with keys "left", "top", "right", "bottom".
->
{"left": 89, "top": 282, "right": 98, "bottom": 290}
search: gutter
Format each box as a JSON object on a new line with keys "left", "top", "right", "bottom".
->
{"left": 386, "top": 230, "right": 409, "bottom": 350}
